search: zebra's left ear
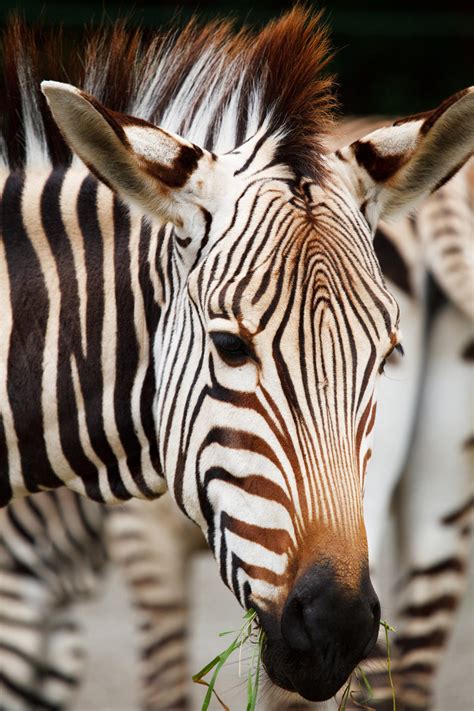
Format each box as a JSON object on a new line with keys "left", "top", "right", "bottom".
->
{"left": 41, "top": 81, "right": 219, "bottom": 227}
{"left": 333, "top": 87, "right": 474, "bottom": 228}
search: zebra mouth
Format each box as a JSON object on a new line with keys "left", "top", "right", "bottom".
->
{"left": 256, "top": 599, "right": 380, "bottom": 702}
{"left": 261, "top": 638, "right": 356, "bottom": 702}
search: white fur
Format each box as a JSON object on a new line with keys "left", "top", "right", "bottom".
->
{"left": 18, "top": 59, "right": 51, "bottom": 169}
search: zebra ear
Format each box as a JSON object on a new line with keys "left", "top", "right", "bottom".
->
{"left": 41, "top": 81, "right": 214, "bottom": 227}
{"left": 333, "top": 87, "right": 474, "bottom": 228}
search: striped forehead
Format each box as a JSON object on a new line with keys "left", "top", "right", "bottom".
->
{"left": 198, "top": 179, "right": 398, "bottom": 333}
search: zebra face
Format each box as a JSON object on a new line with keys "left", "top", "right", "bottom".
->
{"left": 164, "top": 174, "right": 396, "bottom": 700}
{"left": 42, "top": 81, "right": 474, "bottom": 702}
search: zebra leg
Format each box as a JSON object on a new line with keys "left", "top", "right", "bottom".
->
{"left": 0, "top": 569, "right": 51, "bottom": 711}
{"left": 38, "top": 609, "right": 86, "bottom": 711}
{"left": 0, "top": 570, "right": 86, "bottom": 711}
{"left": 107, "top": 495, "right": 204, "bottom": 711}
{"left": 0, "top": 490, "right": 107, "bottom": 710}
{"left": 392, "top": 303, "right": 473, "bottom": 711}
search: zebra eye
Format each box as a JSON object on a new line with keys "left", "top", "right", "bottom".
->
{"left": 379, "top": 343, "right": 404, "bottom": 374}
{"left": 210, "top": 332, "right": 251, "bottom": 366}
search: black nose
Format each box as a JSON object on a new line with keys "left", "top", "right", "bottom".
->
{"left": 258, "top": 563, "right": 381, "bottom": 701}
{"left": 281, "top": 562, "right": 380, "bottom": 658}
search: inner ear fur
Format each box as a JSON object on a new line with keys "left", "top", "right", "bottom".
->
{"left": 339, "top": 87, "right": 474, "bottom": 224}
{"left": 41, "top": 81, "right": 206, "bottom": 225}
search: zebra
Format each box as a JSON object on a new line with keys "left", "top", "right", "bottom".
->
{"left": 1, "top": 155, "right": 470, "bottom": 711}
{"left": 0, "top": 489, "right": 107, "bottom": 710}
{"left": 1, "top": 8, "right": 473, "bottom": 702}
{"left": 106, "top": 148, "right": 474, "bottom": 711}
{"left": 0, "top": 487, "right": 195, "bottom": 711}
{"left": 105, "top": 157, "right": 474, "bottom": 711}
{"left": 380, "top": 172, "right": 473, "bottom": 711}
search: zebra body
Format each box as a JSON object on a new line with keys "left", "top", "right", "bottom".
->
{"left": 0, "top": 165, "right": 163, "bottom": 505}
{"left": 388, "top": 300, "right": 472, "bottom": 711}
{"left": 108, "top": 157, "right": 474, "bottom": 711}
{"left": 1, "top": 155, "right": 470, "bottom": 711}
{"left": 1, "top": 8, "right": 474, "bottom": 702}
{"left": 120, "top": 171, "right": 473, "bottom": 711}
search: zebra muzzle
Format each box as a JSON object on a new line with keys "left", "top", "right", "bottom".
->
{"left": 257, "top": 561, "right": 380, "bottom": 701}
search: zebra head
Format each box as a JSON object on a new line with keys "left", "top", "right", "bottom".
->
{"left": 42, "top": 75, "right": 474, "bottom": 701}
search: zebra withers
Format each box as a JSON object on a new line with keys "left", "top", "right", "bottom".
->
{"left": 1, "top": 9, "right": 474, "bottom": 702}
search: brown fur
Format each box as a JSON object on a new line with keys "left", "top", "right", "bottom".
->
{"left": 1, "top": 7, "right": 336, "bottom": 180}
{"left": 290, "top": 517, "right": 369, "bottom": 594}
{"left": 419, "top": 87, "right": 472, "bottom": 136}
{"left": 352, "top": 138, "right": 408, "bottom": 182}
{"left": 1, "top": 19, "right": 73, "bottom": 167}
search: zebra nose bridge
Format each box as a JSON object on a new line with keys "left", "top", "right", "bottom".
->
{"left": 286, "top": 514, "right": 370, "bottom": 597}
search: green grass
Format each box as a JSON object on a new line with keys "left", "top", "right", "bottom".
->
{"left": 380, "top": 619, "right": 397, "bottom": 711}
{"left": 192, "top": 608, "right": 264, "bottom": 711}
{"left": 194, "top": 613, "right": 396, "bottom": 711}
{"left": 339, "top": 620, "right": 396, "bottom": 711}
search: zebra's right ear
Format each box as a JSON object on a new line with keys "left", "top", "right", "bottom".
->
{"left": 332, "top": 87, "right": 474, "bottom": 229}
{"left": 41, "top": 81, "right": 218, "bottom": 227}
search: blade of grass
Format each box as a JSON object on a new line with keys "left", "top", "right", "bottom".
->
{"left": 349, "top": 689, "right": 376, "bottom": 711}
{"left": 246, "top": 659, "right": 254, "bottom": 709}
{"left": 356, "top": 666, "right": 373, "bottom": 697}
{"left": 197, "top": 642, "right": 239, "bottom": 711}
{"left": 251, "top": 630, "right": 264, "bottom": 711}
{"left": 193, "top": 653, "right": 222, "bottom": 682}
{"left": 338, "top": 674, "right": 353, "bottom": 711}
{"left": 380, "top": 619, "right": 396, "bottom": 633}
{"left": 381, "top": 620, "right": 396, "bottom": 711}
{"left": 193, "top": 677, "right": 231, "bottom": 711}
{"left": 193, "top": 608, "right": 262, "bottom": 711}
{"left": 246, "top": 629, "right": 264, "bottom": 711}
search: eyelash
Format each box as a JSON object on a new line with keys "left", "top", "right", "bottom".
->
{"left": 379, "top": 343, "right": 404, "bottom": 374}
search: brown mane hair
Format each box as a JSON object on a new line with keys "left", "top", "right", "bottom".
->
{"left": 0, "top": 6, "right": 336, "bottom": 180}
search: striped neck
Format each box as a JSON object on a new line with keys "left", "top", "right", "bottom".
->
{"left": 0, "top": 164, "right": 166, "bottom": 504}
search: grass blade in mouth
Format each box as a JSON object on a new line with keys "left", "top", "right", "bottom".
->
{"left": 246, "top": 628, "right": 264, "bottom": 711}
{"left": 193, "top": 608, "right": 263, "bottom": 711}
{"left": 194, "top": 616, "right": 395, "bottom": 711}
{"left": 356, "top": 666, "right": 373, "bottom": 697}
{"left": 339, "top": 675, "right": 353, "bottom": 711}
{"left": 337, "top": 620, "right": 396, "bottom": 711}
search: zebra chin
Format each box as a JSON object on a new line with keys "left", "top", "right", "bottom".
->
{"left": 253, "top": 562, "right": 381, "bottom": 702}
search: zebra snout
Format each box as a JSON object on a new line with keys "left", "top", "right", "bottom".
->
{"left": 260, "top": 562, "right": 381, "bottom": 702}
{"left": 281, "top": 562, "right": 380, "bottom": 655}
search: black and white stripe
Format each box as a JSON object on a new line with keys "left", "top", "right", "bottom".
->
{"left": 0, "top": 489, "right": 107, "bottom": 710}
{"left": 1, "top": 10, "right": 473, "bottom": 703}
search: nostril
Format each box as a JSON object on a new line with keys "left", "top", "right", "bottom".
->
{"left": 281, "top": 594, "right": 312, "bottom": 652}
{"left": 371, "top": 598, "right": 381, "bottom": 624}
{"left": 362, "top": 597, "right": 381, "bottom": 657}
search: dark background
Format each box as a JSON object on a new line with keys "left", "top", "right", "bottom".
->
{"left": 1, "top": 0, "right": 472, "bottom": 116}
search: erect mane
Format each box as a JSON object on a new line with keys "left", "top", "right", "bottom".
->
{"left": 0, "top": 6, "right": 335, "bottom": 180}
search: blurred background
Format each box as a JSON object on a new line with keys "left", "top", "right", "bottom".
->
{"left": 0, "top": 0, "right": 473, "bottom": 116}
{"left": 0, "top": 2, "right": 472, "bottom": 711}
